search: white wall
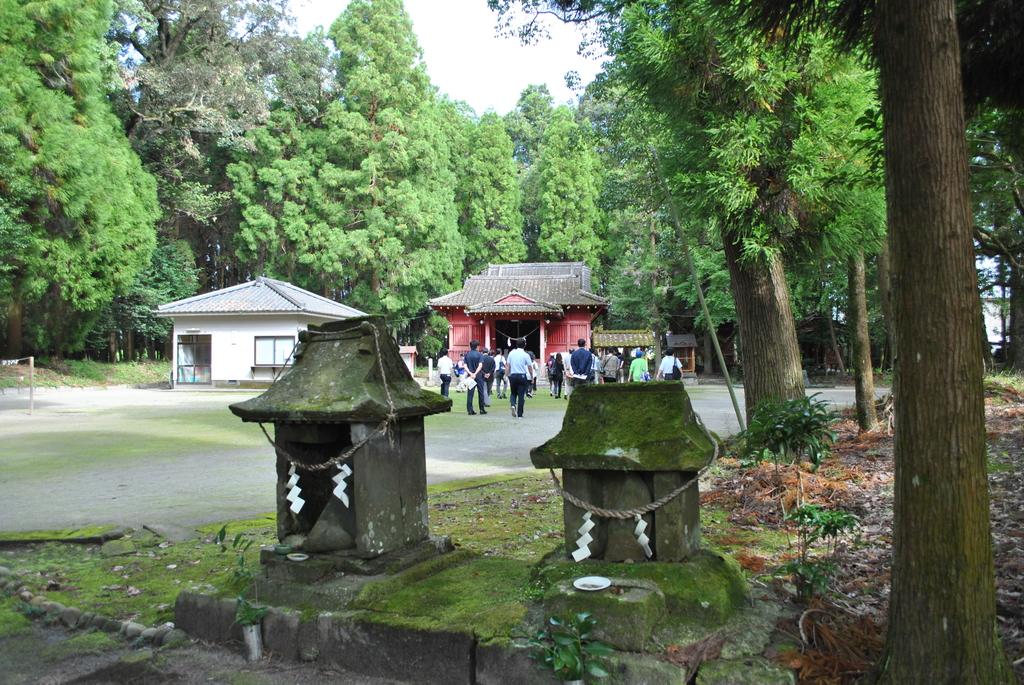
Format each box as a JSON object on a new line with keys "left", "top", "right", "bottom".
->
{"left": 169, "top": 314, "right": 334, "bottom": 386}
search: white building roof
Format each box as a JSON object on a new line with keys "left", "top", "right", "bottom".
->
{"left": 156, "top": 277, "right": 367, "bottom": 319}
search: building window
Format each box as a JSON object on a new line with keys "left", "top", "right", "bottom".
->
{"left": 254, "top": 336, "right": 295, "bottom": 366}
{"left": 177, "top": 334, "right": 211, "bottom": 384}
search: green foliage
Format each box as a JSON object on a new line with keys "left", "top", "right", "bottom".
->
{"left": 528, "top": 612, "right": 613, "bottom": 681}
{"left": 455, "top": 112, "right": 526, "bottom": 273}
{"left": 779, "top": 504, "right": 858, "bottom": 600}
{"left": 229, "top": 0, "right": 466, "bottom": 321}
{"left": 741, "top": 394, "right": 838, "bottom": 469}
{"left": 216, "top": 525, "right": 256, "bottom": 590}
{"left": 234, "top": 596, "right": 269, "bottom": 627}
{"left": 0, "top": 0, "right": 158, "bottom": 353}
{"left": 536, "top": 107, "right": 605, "bottom": 270}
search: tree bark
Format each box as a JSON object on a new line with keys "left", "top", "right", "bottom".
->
{"left": 721, "top": 232, "right": 805, "bottom": 420}
{"left": 877, "top": 242, "right": 894, "bottom": 368}
{"left": 1010, "top": 262, "right": 1024, "bottom": 371}
{"left": 874, "top": 0, "right": 1013, "bottom": 681}
{"left": 847, "top": 251, "right": 877, "bottom": 431}
{"left": 703, "top": 329, "right": 716, "bottom": 374}
{"left": 5, "top": 298, "right": 23, "bottom": 359}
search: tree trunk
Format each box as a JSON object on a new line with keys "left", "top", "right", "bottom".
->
{"left": 721, "top": 231, "right": 805, "bottom": 420}
{"left": 703, "top": 329, "right": 716, "bottom": 374}
{"left": 877, "top": 242, "right": 894, "bottom": 369}
{"left": 108, "top": 331, "right": 118, "bottom": 363}
{"left": 874, "top": 0, "right": 1013, "bottom": 681}
{"left": 5, "top": 297, "right": 23, "bottom": 359}
{"left": 847, "top": 251, "right": 877, "bottom": 431}
{"left": 1010, "top": 262, "right": 1024, "bottom": 371}
{"left": 126, "top": 330, "right": 135, "bottom": 363}
{"left": 824, "top": 305, "right": 846, "bottom": 372}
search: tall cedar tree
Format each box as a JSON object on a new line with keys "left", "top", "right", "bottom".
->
{"left": 230, "top": 0, "right": 464, "bottom": 320}
{"left": 0, "top": 0, "right": 158, "bottom": 357}
{"left": 455, "top": 112, "right": 526, "bottom": 273}
{"left": 505, "top": 85, "right": 555, "bottom": 259}
{"left": 607, "top": 2, "right": 881, "bottom": 417}
{"left": 535, "top": 107, "right": 604, "bottom": 270}
{"left": 724, "top": 0, "right": 1016, "bottom": 680}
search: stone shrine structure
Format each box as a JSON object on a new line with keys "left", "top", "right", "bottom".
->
{"left": 230, "top": 316, "right": 451, "bottom": 559}
{"left": 531, "top": 383, "right": 716, "bottom": 562}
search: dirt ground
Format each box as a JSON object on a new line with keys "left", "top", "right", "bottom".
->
{"left": 1, "top": 619, "right": 405, "bottom": 685}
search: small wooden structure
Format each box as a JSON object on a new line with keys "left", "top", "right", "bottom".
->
{"left": 531, "top": 383, "right": 716, "bottom": 562}
{"left": 666, "top": 333, "right": 698, "bottom": 374}
{"left": 230, "top": 317, "right": 450, "bottom": 558}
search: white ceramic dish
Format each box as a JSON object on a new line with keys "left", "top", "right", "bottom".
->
{"left": 573, "top": 576, "right": 611, "bottom": 592}
{"left": 286, "top": 553, "right": 309, "bottom": 562}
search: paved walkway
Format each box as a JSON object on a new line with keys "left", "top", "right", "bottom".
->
{"left": 0, "top": 384, "right": 880, "bottom": 532}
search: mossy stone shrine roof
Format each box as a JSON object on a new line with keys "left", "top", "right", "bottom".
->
{"left": 531, "top": 383, "right": 715, "bottom": 472}
{"left": 230, "top": 317, "right": 451, "bottom": 424}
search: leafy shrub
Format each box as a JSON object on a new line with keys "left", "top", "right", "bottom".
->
{"left": 741, "top": 394, "right": 838, "bottom": 470}
{"left": 528, "top": 612, "right": 613, "bottom": 681}
{"left": 779, "top": 504, "right": 858, "bottom": 600}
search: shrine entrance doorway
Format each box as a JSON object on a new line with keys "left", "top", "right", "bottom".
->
{"left": 494, "top": 319, "right": 541, "bottom": 357}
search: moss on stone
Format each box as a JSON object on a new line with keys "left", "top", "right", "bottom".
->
{"left": 543, "top": 578, "right": 666, "bottom": 651}
{"left": 230, "top": 316, "right": 451, "bottom": 424}
{"left": 530, "top": 383, "right": 714, "bottom": 471}
{"left": 354, "top": 556, "right": 532, "bottom": 640}
{"left": 538, "top": 550, "right": 748, "bottom": 626}
{"left": 697, "top": 657, "right": 796, "bottom": 685}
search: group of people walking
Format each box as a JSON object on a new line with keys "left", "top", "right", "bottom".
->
{"left": 435, "top": 338, "right": 686, "bottom": 418}
{"left": 435, "top": 339, "right": 536, "bottom": 418}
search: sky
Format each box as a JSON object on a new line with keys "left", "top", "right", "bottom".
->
{"left": 289, "top": 0, "right": 607, "bottom": 115}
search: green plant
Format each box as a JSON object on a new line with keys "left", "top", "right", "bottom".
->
{"left": 528, "top": 612, "right": 613, "bottom": 681}
{"left": 216, "top": 525, "right": 255, "bottom": 589}
{"left": 780, "top": 504, "right": 858, "bottom": 599}
{"left": 233, "top": 596, "right": 268, "bottom": 626}
{"left": 741, "top": 394, "right": 838, "bottom": 471}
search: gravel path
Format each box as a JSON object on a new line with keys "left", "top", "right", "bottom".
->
{"left": 0, "top": 384, "right": 876, "bottom": 532}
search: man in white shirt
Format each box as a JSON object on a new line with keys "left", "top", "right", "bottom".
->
{"left": 506, "top": 338, "right": 533, "bottom": 418}
{"left": 656, "top": 350, "right": 682, "bottom": 381}
{"left": 436, "top": 349, "right": 454, "bottom": 397}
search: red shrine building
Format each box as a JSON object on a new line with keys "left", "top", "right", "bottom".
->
{"left": 429, "top": 262, "right": 608, "bottom": 362}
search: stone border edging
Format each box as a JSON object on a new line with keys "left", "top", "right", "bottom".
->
{"left": 0, "top": 565, "right": 189, "bottom": 650}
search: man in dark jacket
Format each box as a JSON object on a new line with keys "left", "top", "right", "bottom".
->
{"left": 481, "top": 348, "right": 496, "bottom": 406}
{"left": 569, "top": 338, "right": 592, "bottom": 395}
{"left": 464, "top": 340, "right": 487, "bottom": 415}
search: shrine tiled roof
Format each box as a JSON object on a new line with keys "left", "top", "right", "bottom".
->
{"left": 157, "top": 277, "right": 366, "bottom": 318}
{"left": 429, "top": 262, "right": 608, "bottom": 310}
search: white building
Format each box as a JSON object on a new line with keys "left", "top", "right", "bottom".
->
{"left": 156, "top": 277, "right": 366, "bottom": 388}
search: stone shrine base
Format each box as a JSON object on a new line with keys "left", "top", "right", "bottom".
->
{"left": 174, "top": 546, "right": 796, "bottom": 684}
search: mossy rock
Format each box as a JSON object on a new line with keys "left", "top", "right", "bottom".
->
{"left": 543, "top": 578, "right": 665, "bottom": 651}
{"left": 353, "top": 554, "right": 533, "bottom": 640}
{"left": 697, "top": 657, "right": 795, "bottom": 685}
{"left": 538, "top": 550, "right": 747, "bottom": 627}
{"left": 530, "top": 383, "right": 714, "bottom": 471}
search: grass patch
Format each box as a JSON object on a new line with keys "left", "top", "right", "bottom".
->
{"left": 0, "top": 520, "right": 276, "bottom": 626}
{"left": 0, "top": 598, "right": 32, "bottom": 637}
{"left": 0, "top": 360, "right": 169, "bottom": 389}
{"left": 0, "top": 525, "right": 121, "bottom": 544}
{"left": 429, "top": 473, "right": 563, "bottom": 561}
{"left": 41, "top": 630, "right": 122, "bottom": 660}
